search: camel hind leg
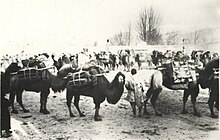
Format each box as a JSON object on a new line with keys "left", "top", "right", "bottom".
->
{"left": 143, "top": 87, "right": 154, "bottom": 115}
{"left": 150, "top": 88, "right": 162, "bottom": 116}
{"left": 9, "top": 90, "right": 18, "bottom": 114}
{"left": 181, "top": 89, "right": 190, "bottom": 114}
{"left": 73, "top": 95, "right": 85, "bottom": 117}
{"left": 66, "top": 89, "right": 75, "bottom": 117}
{"left": 145, "top": 71, "right": 163, "bottom": 116}
{"left": 16, "top": 90, "right": 29, "bottom": 113}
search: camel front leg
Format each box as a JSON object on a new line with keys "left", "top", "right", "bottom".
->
{"left": 191, "top": 95, "right": 201, "bottom": 117}
{"left": 94, "top": 104, "right": 102, "bottom": 121}
{"left": 40, "top": 89, "right": 50, "bottom": 114}
{"left": 190, "top": 85, "right": 201, "bottom": 117}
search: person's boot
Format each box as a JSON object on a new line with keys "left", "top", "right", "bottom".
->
{"left": 2, "top": 130, "right": 12, "bottom": 138}
{"left": 132, "top": 108, "right": 136, "bottom": 117}
{"left": 138, "top": 106, "right": 143, "bottom": 117}
{"left": 130, "top": 102, "right": 136, "bottom": 117}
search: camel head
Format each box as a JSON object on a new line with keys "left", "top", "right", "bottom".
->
{"left": 117, "top": 72, "right": 126, "bottom": 85}
{"left": 107, "top": 72, "right": 125, "bottom": 104}
{"left": 57, "top": 64, "right": 76, "bottom": 77}
{"left": 112, "top": 71, "right": 126, "bottom": 86}
{"left": 5, "top": 62, "right": 21, "bottom": 74}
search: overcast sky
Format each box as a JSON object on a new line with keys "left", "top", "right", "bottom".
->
{"left": 0, "top": 0, "right": 219, "bottom": 54}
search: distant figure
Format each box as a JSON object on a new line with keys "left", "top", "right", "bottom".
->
{"left": 1, "top": 93, "right": 12, "bottom": 138}
{"left": 182, "top": 46, "right": 185, "bottom": 54}
{"left": 115, "top": 55, "right": 120, "bottom": 69}
{"left": 212, "top": 53, "right": 218, "bottom": 59}
{"left": 135, "top": 53, "right": 141, "bottom": 70}
{"left": 125, "top": 68, "right": 145, "bottom": 117}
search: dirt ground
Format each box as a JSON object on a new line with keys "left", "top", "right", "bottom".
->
{"left": 3, "top": 70, "right": 219, "bottom": 140}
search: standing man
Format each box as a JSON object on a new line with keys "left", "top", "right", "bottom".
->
{"left": 1, "top": 93, "right": 12, "bottom": 138}
{"left": 125, "top": 68, "right": 145, "bottom": 117}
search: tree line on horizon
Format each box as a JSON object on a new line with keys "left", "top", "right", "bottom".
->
{"left": 108, "top": 6, "right": 218, "bottom": 46}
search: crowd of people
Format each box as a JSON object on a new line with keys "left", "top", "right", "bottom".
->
{"left": 1, "top": 48, "right": 218, "bottom": 73}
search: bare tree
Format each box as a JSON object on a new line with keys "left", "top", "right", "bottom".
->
{"left": 190, "top": 30, "right": 203, "bottom": 45}
{"left": 165, "top": 31, "right": 179, "bottom": 45}
{"left": 110, "top": 31, "right": 126, "bottom": 46}
{"left": 136, "top": 8, "right": 147, "bottom": 42}
{"left": 110, "top": 22, "right": 132, "bottom": 46}
{"left": 136, "top": 6, "right": 162, "bottom": 45}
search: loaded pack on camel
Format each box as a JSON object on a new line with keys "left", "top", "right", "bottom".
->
{"left": 158, "top": 59, "right": 197, "bottom": 90}
{"left": 64, "top": 64, "right": 104, "bottom": 91}
{"left": 16, "top": 67, "right": 55, "bottom": 82}
{"left": 21, "top": 57, "right": 39, "bottom": 67}
{"left": 15, "top": 57, "right": 55, "bottom": 82}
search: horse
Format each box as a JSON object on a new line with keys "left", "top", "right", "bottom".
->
{"left": 7, "top": 62, "right": 68, "bottom": 114}
{"left": 143, "top": 62, "right": 201, "bottom": 117}
{"left": 58, "top": 66, "right": 125, "bottom": 121}
{"left": 197, "top": 57, "right": 219, "bottom": 118}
